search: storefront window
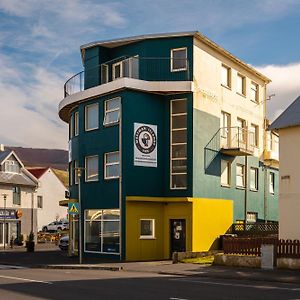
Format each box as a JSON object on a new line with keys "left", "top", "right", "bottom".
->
{"left": 84, "top": 209, "right": 120, "bottom": 254}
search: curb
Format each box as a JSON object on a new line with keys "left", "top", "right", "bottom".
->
{"left": 37, "top": 265, "right": 122, "bottom": 271}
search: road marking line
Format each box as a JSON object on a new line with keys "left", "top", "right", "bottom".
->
{"left": 170, "top": 298, "right": 189, "bottom": 300}
{"left": 0, "top": 275, "right": 52, "bottom": 285}
{"left": 170, "top": 278, "right": 300, "bottom": 291}
{"left": 0, "top": 265, "right": 25, "bottom": 269}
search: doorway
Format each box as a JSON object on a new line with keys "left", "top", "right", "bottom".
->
{"left": 170, "top": 219, "right": 186, "bottom": 257}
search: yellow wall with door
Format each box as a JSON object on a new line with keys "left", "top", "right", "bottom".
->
{"left": 192, "top": 198, "right": 233, "bottom": 251}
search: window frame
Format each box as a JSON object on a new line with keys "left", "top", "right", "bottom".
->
{"left": 170, "top": 47, "right": 187, "bottom": 72}
{"left": 221, "top": 160, "right": 231, "bottom": 187}
{"left": 250, "top": 167, "right": 259, "bottom": 191}
{"left": 84, "top": 103, "right": 99, "bottom": 132}
{"left": 236, "top": 164, "right": 245, "bottom": 188}
{"left": 250, "top": 123, "right": 259, "bottom": 147}
{"left": 74, "top": 160, "right": 79, "bottom": 185}
{"left": 221, "top": 64, "right": 231, "bottom": 88}
{"left": 37, "top": 195, "right": 43, "bottom": 209}
{"left": 74, "top": 111, "right": 79, "bottom": 136}
{"left": 69, "top": 114, "right": 74, "bottom": 140}
{"left": 170, "top": 98, "right": 188, "bottom": 190}
{"left": 112, "top": 61, "right": 123, "bottom": 80}
{"left": 140, "top": 219, "right": 155, "bottom": 239}
{"left": 269, "top": 172, "right": 275, "bottom": 194}
{"left": 103, "top": 97, "right": 121, "bottom": 127}
{"left": 85, "top": 155, "right": 99, "bottom": 182}
{"left": 250, "top": 81, "right": 259, "bottom": 103}
{"left": 237, "top": 73, "right": 246, "bottom": 96}
{"left": 12, "top": 186, "right": 21, "bottom": 205}
{"left": 104, "top": 151, "right": 120, "bottom": 180}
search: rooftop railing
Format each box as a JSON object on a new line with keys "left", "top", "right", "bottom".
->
{"left": 64, "top": 56, "right": 191, "bottom": 97}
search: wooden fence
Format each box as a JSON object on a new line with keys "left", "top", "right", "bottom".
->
{"left": 223, "top": 237, "right": 300, "bottom": 258}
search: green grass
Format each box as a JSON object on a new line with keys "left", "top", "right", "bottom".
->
{"left": 181, "top": 255, "right": 215, "bottom": 265}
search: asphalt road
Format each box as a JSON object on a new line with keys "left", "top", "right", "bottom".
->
{"left": 0, "top": 265, "right": 300, "bottom": 300}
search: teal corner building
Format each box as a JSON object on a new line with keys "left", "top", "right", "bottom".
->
{"left": 58, "top": 32, "right": 279, "bottom": 261}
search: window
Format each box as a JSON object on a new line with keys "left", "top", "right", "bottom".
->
{"left": 170, "top": 99, "right": 187, "bottom": 189}
{"left": 237, "top": 117, "right": 247, "bottom": 142}
{"left": 101, "top": 64, "right": 109, "bottom": 84}
{"left": 74, "top": 111, "right": 79, "bottom": 136}
{"left": 236, "top": 164, "right": 245, "bottom": 188}
{"left": 103, "top": 98, "right": 121, "bottom": 126}
{"left": 84, "top": 209, "right": 120, "bottom": 254}
{"left": 221, "top": 160, "right": 231, "bottom": 186}
{"left": 237, "top": 74, "right": 246, "bottom": 96}
{"left": 250, "top": 124, "right": 259, "bottom": 147}
{"left": 5, "top": 159, "right": 20, "bottom": 173}
{"left": 171, "top": 48, "right": 187, "bottom": 71}
{"left": 69, "top": 162, "right": 73, "bottom": 186}
{"left": 74, "top": 160, "right": 79, "bottom": 184}
{"left": 250, "top": 82, "right": 259, "bottom": 103}
{"left": 85, "top": 103, "right": 99, "bottom": 131}
{"left": 85, "top": 156, "right": 99, "bottom": 182}
{"left": 221, "top": 111, "right": 231, "bottom": 147}
{"left": 269, "top": 172, "right": 275, "bottom": 194}
{"left": 247, "top": 212, "right": 257, "bottom": 223}
{"left": 140, "top": 219, "right": 155, "bottom": 239}
{"left": 69, "top": 114, "right": 73, "bottom": 139}
{"left": 12, "top": 186, "right": 21, "bottom": 205}
{"left": 104, "top": 152, "right": 120, "bottom": 179}
{"left": 250, "top": 167, "right": 258, "bottom": 191}
{"left": 221, "top": 65, "right": 231, "bottom": 88}
{"left": 112, "top": 61, "right": 123, "bottom": 80}
{"left": 37, "top": 196, "right": 43, "bottom": 208}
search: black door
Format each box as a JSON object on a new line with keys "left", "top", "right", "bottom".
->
{"left": 170, "top": 219, "right": 186, "bottom": 256}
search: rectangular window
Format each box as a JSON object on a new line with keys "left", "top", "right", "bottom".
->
{"left": 5, "top": 159, "right": 20, "bottom": 173}
{"left": 237, "top": 117, "right": 247, "bottom": 143}
{"left": 250, "top": 82, "right": 259, "bottom": 103}
{"left": 37, "top": 196, "right": 43, "bottom": 208}
{"left": 221, "top": 64, "right": 231, "bottom": 88}
{"left": 236, "top": 164, "right": 245, "bottom": 188}
{"left": 237, "top": 73, "right": 246, "bottom": 96}
{"left": 74, "top": 160, "right": 79, "bottom": 185}
{"left": 101, "top": 64, "right": 109, "bottom": 84}
{"left": 74, "top": 111, "right": 79, "bottom": 136}
{"left": 69, "top": 162, "right": 73, "bottom": 186}
{"left": 221, "top": 160, "right": 231, "bottom": 186}
{"left": 69, "top": 114, "right": 74, "bottom": 139}
{"left": 140, "top": 219, "right": 155, "bottom": 239}
{"left": 112, "top": 61, "right": 123, "bottom": 80}
{"left": 84, "top": 209, "right": 120, "bottom": 254}
{"left": 171, "top": 48, "right": 187, "bottom": 71}
{"left": 85, "top": 103, "right": 99, "bottom": 131}
{"left": 85, "top": 156, "right": 99, "bottom": 182}
{"left": 103, "top": 98, "right": 121, "bottom": 126}
{"left": 13, "top": 186, "right": 21, "bottom": 205}
{"left": 269, "top": 172, "right": 275, "bottom": 194}
{"left": 250, "top": 124, "right": 259, "bottom": 147}
{"left": 170, "top": 99, "right": 187, "bottom": 189}
{"left": 250, "top": 167, "right": 258, "bottom": 191}
{"left": 104, "top": 152, "right": 120, "bottom": 179}
{"left": 221, "top": 111, "right": 231, "bottom": 148}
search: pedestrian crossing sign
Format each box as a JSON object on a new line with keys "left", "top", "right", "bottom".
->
{"left": 68, "top": 202, "right": 79, "bottom": 215}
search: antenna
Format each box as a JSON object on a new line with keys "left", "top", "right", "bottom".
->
{"left": 266, "top": 94, "right": 275, "bottom": 101}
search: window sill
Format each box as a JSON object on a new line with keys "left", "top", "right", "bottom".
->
{"left": 104, "top": 177, "right": 120, "bottom": 181}
{"left": 85, "top": 179, "right": 99, "bottom": 183}
{"left": 85, "top": 127, "right": 99, "bottom": 132}
{"left": 250, "top": 99, "right": 259, "bottom": 105}
{"left": 171, "top": 68, "right": 187, "bottom": 73}
{"left": 236, "top": 92, "right": 246, "bottom": 98}
{"left": 236, "top": 186, "right": 245, "bottom": 190}
{"left": 103, "top": 122, "right": 119, "bottom": 128}
{"left": 139, "top": 237, "right": 156, "bottom": 240}
{"left": 250, "top": 189, "right": 258, "bottom": 192}
{"left": 221, "top": 84, "right": 231, "bottom": 90}
{"left": 221, "top": 184, "right": 231, "bottom": 188}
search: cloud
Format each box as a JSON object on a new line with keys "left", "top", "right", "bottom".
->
{"left": 256, "top": 62, "right": 300, "bottom": 121}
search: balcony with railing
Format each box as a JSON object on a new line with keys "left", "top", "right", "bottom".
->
{"left": 64, "top": 56, "right": 191, "bottom": 97}
{"left": 220, "top": 127, "right": 255, "bottom": 156}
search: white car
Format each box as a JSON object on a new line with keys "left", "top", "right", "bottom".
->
{"left": 42, "top": 220, "right": 69, "bottom": 232}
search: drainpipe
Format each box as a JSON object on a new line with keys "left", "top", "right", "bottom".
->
{"left": 119, "top": 99, "right": 122, "bottom": 261}
{"left": 244, "top": 155, "right": 248, "bottom": 225}
{"left": 264, "top": 164, "right": 268, "bottom": 222}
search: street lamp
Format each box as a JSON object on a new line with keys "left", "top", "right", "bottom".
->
{"left": 2, "top": 194, "right": 7, "bottom": 250}
{"left": 75, "top": 167, "right": 85, "bottom": 264}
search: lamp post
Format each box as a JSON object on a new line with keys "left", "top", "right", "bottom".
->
{"left": 2, "top": 194, "right": 7, "bottom": 250}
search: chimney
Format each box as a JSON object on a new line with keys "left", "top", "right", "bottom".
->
{"left": 0, "top": 144, "right": 4, "bottom": 151}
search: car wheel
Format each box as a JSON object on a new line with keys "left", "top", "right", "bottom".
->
{"left": 57, "top": 227, "right": 62, "bottom": 231}
{"left": 42, "top": 227, "right": 47, "bottom": 232}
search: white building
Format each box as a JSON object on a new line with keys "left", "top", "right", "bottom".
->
{"left": 28, "top": 167, "right": 68, "bottom": 231}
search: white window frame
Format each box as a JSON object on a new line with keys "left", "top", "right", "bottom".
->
{"left": 37, "top": 195, "right": 43, "bottom": 209}
{"left": 85, "top": 155, "right": 99, "bottom": 182}
{"left": 221, "top": 160, "right": 231, "bottom": 187}
{"left": 237, "top": 117, "right": 247, "bottom": 143}
{"left": 104, "top": 151, "right": 120, "bottom": 180}
{"left": 250, "top": 167, "right": 258, "bottom": 191}
{"left": 101, "top": 63, "right": 109, "bottom": 84}
{"left": 69, "top": 114, "right": 74, "bottom": 140}
{"left": 269, "top": 172, "right": 275, "bottom": 194}
{"left": 112, "top": 61, "right": 123, "bottom": 80}
{"left": 170, "top": 98, "right": 187, "bottom": 190}
{"left": 250, "top": 124, "right": 259, "bottom": 147}
{"left": 85, "top": 103, "right": 99, "bottom": 131}
{"left": 237, "top": 73, "right": 246, "bottom": 96}
{"left": 236, "top": 164, "right": 245, "bottom": 188}
{"left": 171, "top": 47, "right": 187, "bottom": 72}
{"left": 84, "top": 209, "right": 120, "bottom": 255}
{"left": 74, "top": 111, "right": 79, "bottom": 136}
{"left": 12, "top": 186, "right": 21, "bottom": 205}
{"left": 140, "top": 219, "right": 155, "bottom": 239}
{"left": 221, "top": 64, "right": 231, "bottom": 88}
{"left": 250, "top": 81, "right": 259, "bottom": 103}
{"left": 103, "top": 97, "right": 121, "bottom": 127}
{"left": 74, "top": 160, "right": 79, "bottom": 185}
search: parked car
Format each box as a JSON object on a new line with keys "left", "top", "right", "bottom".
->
{"left": 58, "top": 235, "right": 69, "bottom": 251}
{"left": 42, "top": 220, "right": 69, "bottom": 232}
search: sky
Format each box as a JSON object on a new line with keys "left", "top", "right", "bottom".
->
{"left": 1, "top": 0, "right": 300, "bottom": 150}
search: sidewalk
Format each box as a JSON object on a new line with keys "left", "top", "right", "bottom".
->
{"left": 1, "top": 246, "right": 300, "bottom": 284}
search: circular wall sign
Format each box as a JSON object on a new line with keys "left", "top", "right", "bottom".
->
{"left": 134, "top": 125, "right": 157, "bottom": 154}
